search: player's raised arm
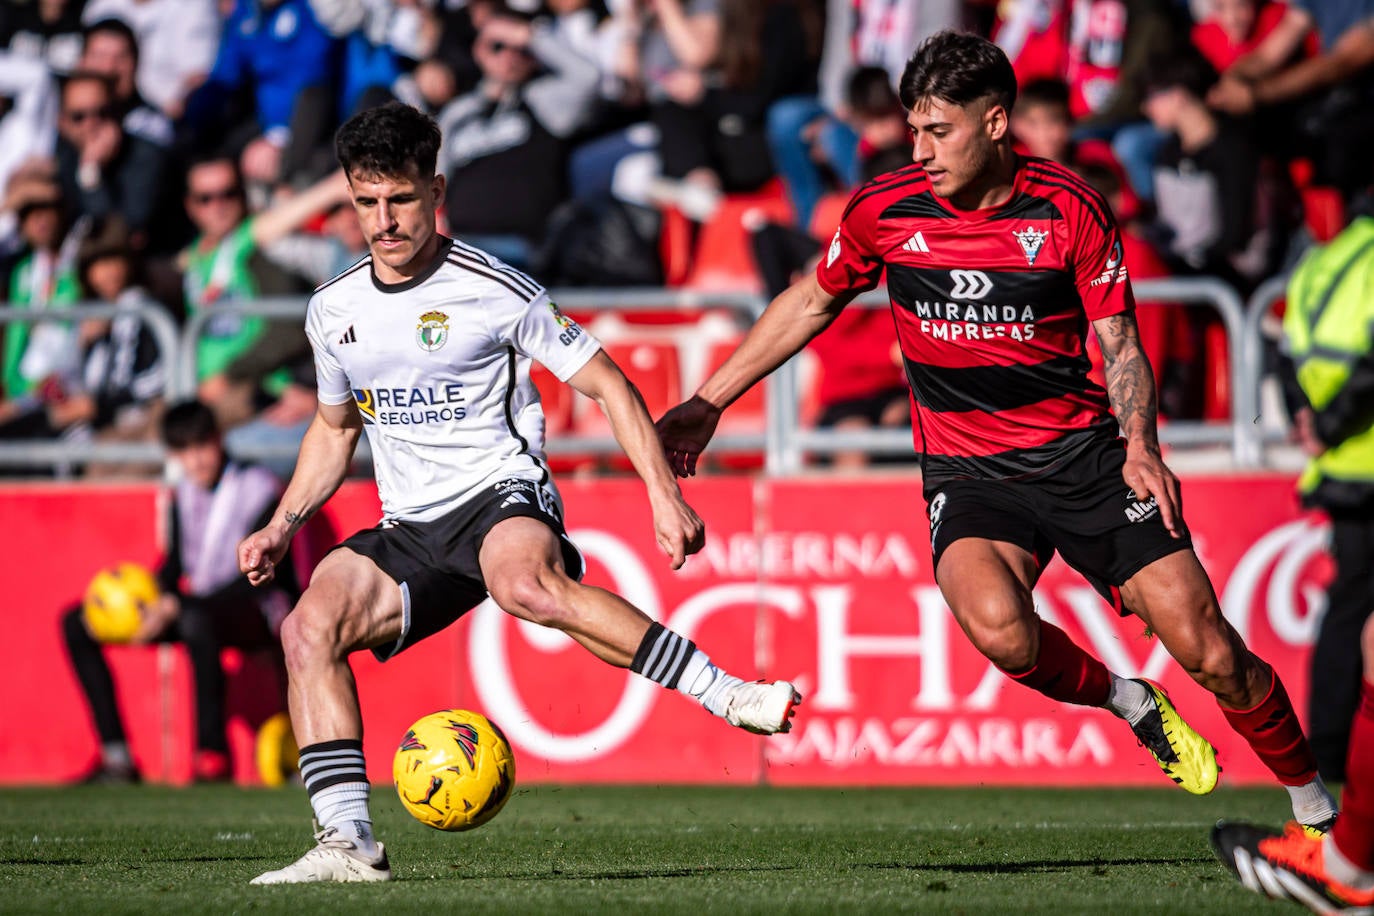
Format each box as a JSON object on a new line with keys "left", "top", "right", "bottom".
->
{"left": 565, "top": 350, "right": 704, "bottom": 569}
{"left": 1092, "top": 311, "right": 1182, "bottom": 537}
{"left": 239, "top": 399, "right": 363, "bottom": 584}
{"left": 657, "top": 272, "right": 853, "bottom": 476}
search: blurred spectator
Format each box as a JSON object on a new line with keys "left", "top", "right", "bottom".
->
{"left": 1, "top": 166, "right": 82, "bottom": 402}
{"left": 1078, "top": 160, "right": 1201, "bottom": 419}
{"left": 843, "top": 65, "right": 916, "bottom": 183}
{"left": 60, "top": 399, "right": 297, "bottom": 784}
{"left": 1012, "top": 77, "right": 1074, "bottom": 162}
{"left": 1208, "top": 0, "right": 1374, "bottom": 196}
{"left": 77, "top": 18, "right": 171, "bottom": 148}
{"left": 1191, "top": 0, "right": 1316, "bottom": 72}
{"left": 0, "top": 0, "right": 87, "bottom": 75}
{"left": 179, "top": 155, "right": 336, "bottom": 427}
{"left": 1278, "top": 211, "right": 1374, "bottom": 780}
{"left": 1140, "top": 49, "right": 1296, "bottom": 289}
{"left": 437, "top": 6, "right": 599, "bottom": 267}
{"left": 258, "top": 168, "right": 362, "bottom": 286}
{"left": 749, "top": 220, "right": 909, "bottom": 468}
{"left": 771, "top": 0, "right": 957, "bottom": 229}
{"left": 80, "top": 0, "right": 221, "bottom": 120}
{"left": 0, "top": 214, "right": 166, "bottom": 456}
{"left": 0, "top": 53, "right": 59, "bottom": 203}
{"left": 184, "top": 0, "right": 340, "bottom": 189}
{"left": 54, "top": 70, "right": 167, "bottom": 247}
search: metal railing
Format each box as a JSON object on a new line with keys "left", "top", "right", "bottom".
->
{"left": 772, "top": 276, "right": 1257, "bottom": 472}
{"left": 0, "top": 301, "right": 181, "bottom": 470}
{"left": 0, "top": 278, "right": 1274, "bottom": 473}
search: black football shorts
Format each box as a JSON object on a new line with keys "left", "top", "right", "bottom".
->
{"left": 926, "top": 438, "right": 1193, "bottom": 614}
{"left": 336, "top": 478, "right": 585, "bottom": 661}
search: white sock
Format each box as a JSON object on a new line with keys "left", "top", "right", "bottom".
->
{"left": 311, "top": 782, "right": 379, "bottom": 859}
{"left": 676, "top": 649, "right": 744, "bottom": 718}
{"left": 1287, "top": 776, "right": 1339, "bottom": 828}
{"left": 101, "top": 741, "right": 132, "bottom": 769}
{"left": 1104, "top": 675, "right": 1153, "bottom": 725}
{"left": 1325, "top": 834, "right": 1374, "bottom": 891}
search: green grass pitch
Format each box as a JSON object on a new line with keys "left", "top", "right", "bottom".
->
{"left": 1, "top": 784, "right": 1302, "bottom": 914}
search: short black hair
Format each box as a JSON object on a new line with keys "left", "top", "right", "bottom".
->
{"left": 160, "top": 400, "right": 220, "bottom": 449}
{"left": 1018, "top": 78, "right": 1070, "bottom": 113}
{"left": 899, "top": 30, "right": 1018, "bottom": 114}
{"left": 335, "top": 101, "right": 442, "bottom": 180}
{"left": 83, "top": 17, "right": 139, "bottom": 64}
{"left": 846, "top": 66, "right": 900, "bottom": 119}
{"left": 1140, "top": 49, "right": 1218, "bottom": 100}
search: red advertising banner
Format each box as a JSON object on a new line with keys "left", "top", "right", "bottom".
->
{"left": 0, "top": 473, "right": 1329, "bottom": 788}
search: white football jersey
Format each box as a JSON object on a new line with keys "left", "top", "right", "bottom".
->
{"left": 305, "top": 237, "right": 601, "bottom": 523}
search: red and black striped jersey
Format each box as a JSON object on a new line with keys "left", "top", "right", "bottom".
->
{"left": 815, "top": 157, "right": 1132, "bottom": 492}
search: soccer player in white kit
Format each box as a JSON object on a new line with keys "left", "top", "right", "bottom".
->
{"left": 238, "top": 102, "right": 802, "bottom": 884}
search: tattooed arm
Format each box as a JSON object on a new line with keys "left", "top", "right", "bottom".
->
{"left": 1093, "top": 311, "right": 1184, "bottom": 538}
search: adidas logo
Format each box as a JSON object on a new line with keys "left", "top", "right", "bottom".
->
{"left": 902, "top": 231, "right": 930, "bottom": 254}
{"left": 499, "top": 493, "right": 530, "bottom": 509}
{"left": 338, "top": 325, "right": 357, "bottom": 344}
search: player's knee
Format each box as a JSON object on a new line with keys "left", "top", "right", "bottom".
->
{"left": 278, "top": 596, "right": 346, "bottom": 670}
{"left": 969, "top": 618, "right": 1037, "bottom": 672}
{"left": 490, "top": 568, "right": 577, "bottom": 628}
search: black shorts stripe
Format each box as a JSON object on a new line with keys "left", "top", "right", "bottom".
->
{"left": 444, "top": 254, "right": 536, "bottom": 301}
{"left": 449, "top": 241, "right": 542, "bottom": 298}
{"left": 904, "top": 353, "right": 1095, "bottom": 413}
{"left": 313, "top": 256, "right": 373, "bottom": 294}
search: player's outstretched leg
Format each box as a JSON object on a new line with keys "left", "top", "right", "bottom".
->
{"left": 481, "top": 518, "right": 802, "bottom": 735}
{"left": 630, "top": 622, "right": 801, "bottom": 735}
{"left": 1211, "top": 821, "right": 1374, "bottom": 914}
{"left": 1003, "top": 617, "right": 1219, "bottom": 794}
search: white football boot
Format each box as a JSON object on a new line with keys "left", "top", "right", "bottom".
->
{"left": 251, "top": 826, "right": 391, "bottom": 885}
{"left": 722, "top": 680, "right": 802, "bottom": 734}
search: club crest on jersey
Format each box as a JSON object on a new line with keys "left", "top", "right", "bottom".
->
{"left": 416, "top": 310, "right": 449, "bottom": 351}
{"left": 1013, "top": 226, "right": 1048, "bottom": 265}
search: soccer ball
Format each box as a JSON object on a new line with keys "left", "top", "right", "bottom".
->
{"left": 393, "top": 709, "right": 516, "bottom": 831}
{"left": 83, "top": 562, "right": 159, "bottom": 644}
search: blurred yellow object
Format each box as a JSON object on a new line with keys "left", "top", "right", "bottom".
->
{"left": 256, "top": 712, "right": 299, "bottom": 787}
{"left": 82, "top": 562, "right": 159, "bottom": 644}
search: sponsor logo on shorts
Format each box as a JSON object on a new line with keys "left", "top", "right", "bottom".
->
{"left": 928, "top": 492, "right": 947, "bottom": 546}
{"left": 1124, "top": 491, "right": 1159, "bottom": 523}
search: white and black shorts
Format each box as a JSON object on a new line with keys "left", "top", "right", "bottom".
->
{"left": 337, "top": 478, "right": 585, "bottom": 661}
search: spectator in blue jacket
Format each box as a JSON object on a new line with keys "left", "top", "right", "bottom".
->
{"left": 185, "top": 0, "right": 340, "bottom": 188}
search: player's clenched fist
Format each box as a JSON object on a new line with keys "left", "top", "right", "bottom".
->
{"left": 239, "top": 526, "right": 290, "bottom": 586}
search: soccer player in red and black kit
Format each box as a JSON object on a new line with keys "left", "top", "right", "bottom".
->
{"left": 657, "top": 30, "right": 1337, "bottom": 834}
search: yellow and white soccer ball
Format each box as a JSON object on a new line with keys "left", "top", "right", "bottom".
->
{"left": 393, "top": 709, "right": 516, "bottom": 831}
{"left": 83, "top": 562, "right": 159, "bottom": 644}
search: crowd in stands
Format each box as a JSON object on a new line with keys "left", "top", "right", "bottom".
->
{"left": 0, "top": 0, "right": 1369, "bottom": 476}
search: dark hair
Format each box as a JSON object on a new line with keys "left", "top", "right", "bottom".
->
{"left": 183, "top": 154, "right": 244, "bottom": 199}
{"left": 846, "top": 66, "right": 900, "bottom": 119}
{"left": 1075, "top": 162, "right": 1122, "bottom": 201}
{"left": 60, "top": 69, "right": 115, "bottom": 101}
{"left": 77, "top": 214, "right": 138, "bottom": 293}
{"left": 160, "top": 400, "right": 220, "bottom": 449}
{"left": 1139, "top": 49, "right": 1218, "bottom": 100}
{"left": 83, "top": 17, "right": 139, "bottom": 64}
{"left": 899, "top": 30, "right": 1017, "bottom": 114}
{"left": 335, "top": 101, "right": 442, "bottom": 180}
{"left": 1018, "top": 78, "right": 1070, "bottom": 113}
